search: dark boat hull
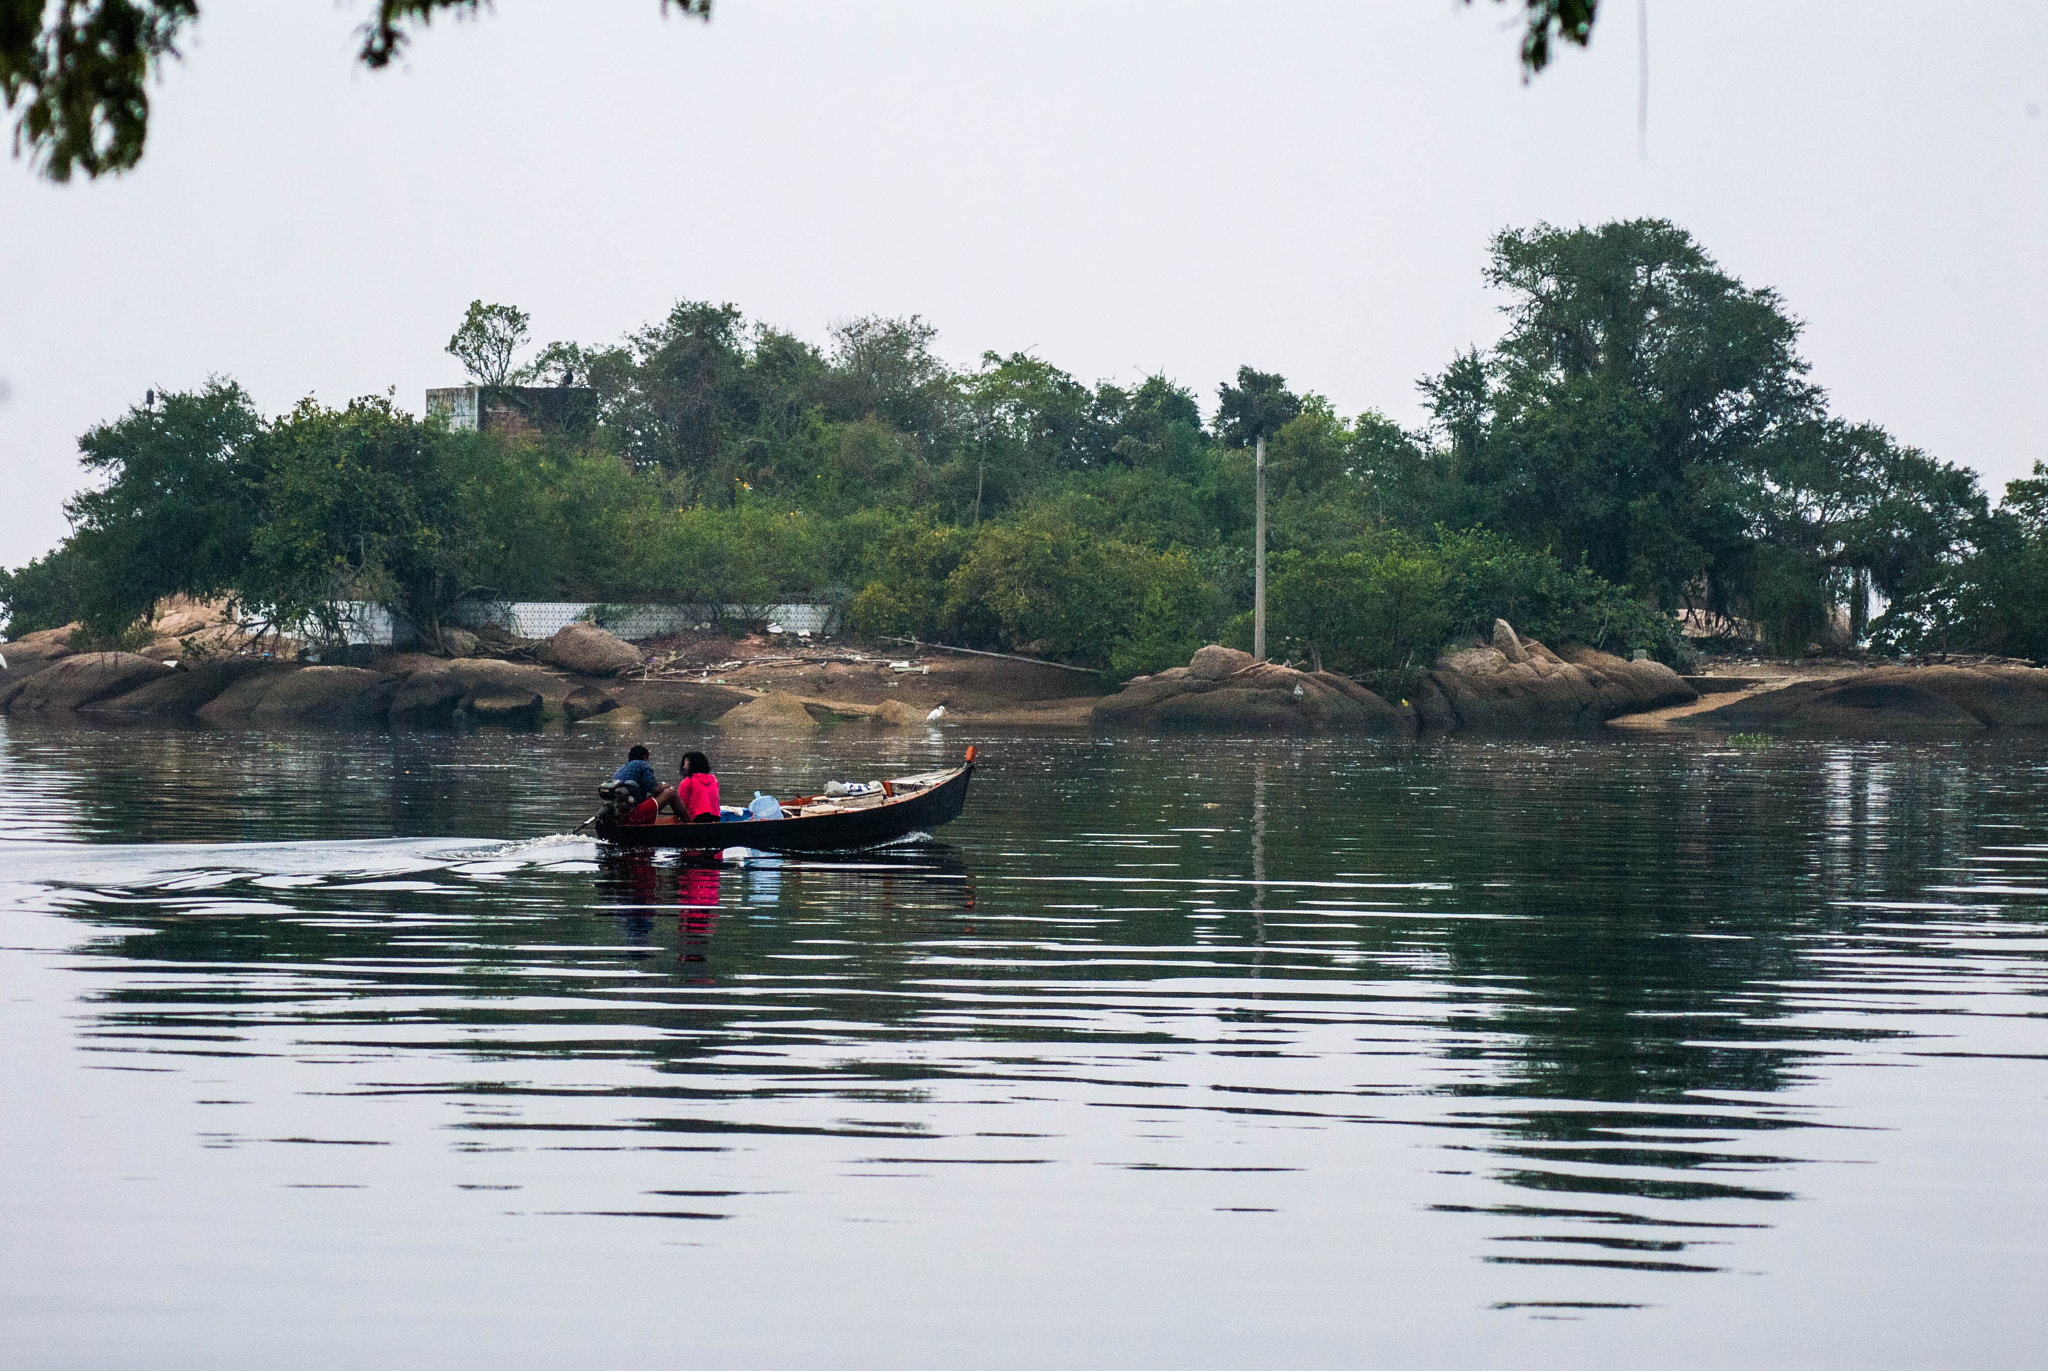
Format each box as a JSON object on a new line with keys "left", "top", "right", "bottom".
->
{"left": 594, "top": 762, "right": 974, "bottom": 852}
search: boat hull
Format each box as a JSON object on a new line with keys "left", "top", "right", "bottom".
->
{"left": 594, "top": 762, "right": 974, "bottom": 852}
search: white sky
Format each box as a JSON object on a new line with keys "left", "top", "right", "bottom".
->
{"left": 1, "top": 1, "right": 2044, "bottom": 568}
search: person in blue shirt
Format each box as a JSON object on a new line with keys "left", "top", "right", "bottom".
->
{"left": 610, "top": 744, "right": 662, "bottom": 801}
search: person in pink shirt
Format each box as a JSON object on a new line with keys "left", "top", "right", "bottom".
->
{"left": 662, "top": 751, "right": 721, "bottom": 823}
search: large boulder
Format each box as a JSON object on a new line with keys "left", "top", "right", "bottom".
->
{"left": 1094, "top": 648, "right": 1413, "bottom": 733}
{"left": 463, "top": 687, "right": 544, "bottom": 726}
{"left": 252, "top": 667, "right": 398, "bottom": 722}
{"left": 388, "top": 668, "right": 469, "bottom": 722}
{"left": 1414, "top": 633, "right": 1694, "bottom": 730}
{"left": 546, "top": 622, "right": 641, "bottom": 677}
{"left": 608, "top": 680, "right": 752, "bottom": 723}
{"left": 88, "top": 659, "right": 275, "bottom": 717}
{"left": 1678, "top": 665, "right": 2048, "bottom": 734}
{"left": 0, "top": 639, "right": 75, "bottom": 705}
{"left": 196, "top": 666, "right": 395, "bottom": 722}
{"left": 7, "top": 652, "right": 172, "bottom": 711}
{"left": 562, "top": 684, "right": 618, "bottom": 722}
{"left": 391, "top": 658, "right": 582, "bottom": 720}
{"left": 870, "top": 698, "right": 932, "bottom": 727}
{"left": 10, "top": 624, "right": 81, "bottom": 648}
{"left": 1188, "top": 645, "right": 1257, "bottom": 680}
{"left": 713, "top": 690, "right": 819, "bottom": 730}
{"left": 193, "top": 670, "right": 294, "bottom": 721}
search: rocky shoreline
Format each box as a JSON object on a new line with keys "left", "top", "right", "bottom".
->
{"left": 7, "top": 614, "right": 2048, "bottom": 738}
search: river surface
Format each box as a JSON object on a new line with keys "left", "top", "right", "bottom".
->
{"left": 2, "top": 720, "right": 2045, "bottom": 1368}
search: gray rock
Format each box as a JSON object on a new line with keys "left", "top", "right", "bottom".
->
{"left": 608, "top": 680, "right": 752, "bottom": 723}
{"left": 463, "top": 687, "right": 544, "bottom": 726}
{"left": 195, "top": 666, "right": 396, "bottom": 722}
{"left": 1094, "top": 649, "right": 1413, "bottom": 733}
{"left": 8, "top": 624, "right": 80, "bottom": 648}
{"left": 713, "top": 690, "right": 818, "bottom": 730}
{"left": 1492, "top": 618, "right": 1527, "bottom": 663}
{"left": 437, "top": 627, "right": 480, "bottom": 658}
{"left": 1188, "top": 644, "right": 1257, "bottom": 680}
{"left": 562, "top": 684, "right": 618, "bottom": 722}
{"left": 547, "top": 622, "right": 641, "bottom": 677}
{"left": 390, "top": 668, "right": 469, "bottom": 721}
{"left": 8, "top": 652, "right": 172, "bottom": 711}
{"left": 439, "top": 658, "right": 578, "bottom": 712}
{"left": 0, "top": 639, "right": 74, "bottom": 704}
{"left": 194, "top": 671, "right": 294, "bottom": 722}
{"left": 869, "top": 698, "right": 930, "bottom": 727}
{"left": 251, "top": 667, "right": 397, "bottom": 722}
{"left": 88, "top": 660, "right": 274, "bottom": 716}
{"left": 1678, "top": 665, "right": 2048, "bottom": 734}
{"left": 1423, "top": 640, "right": 1694, "bottom": 730}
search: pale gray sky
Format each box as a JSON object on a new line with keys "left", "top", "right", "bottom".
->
{"left": 1, "top": 1, "right": 2043, "bottom": 568}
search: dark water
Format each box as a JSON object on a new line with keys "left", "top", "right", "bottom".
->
{"left": 2, "top": 721, "right": 2045, "bottom": 1368}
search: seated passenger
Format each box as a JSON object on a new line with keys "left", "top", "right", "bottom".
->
{"left": 664, "top": 751, "right": 722, "bottom": 824}
{"left": 611, "top": 744, "right": 661, "bottom": 801}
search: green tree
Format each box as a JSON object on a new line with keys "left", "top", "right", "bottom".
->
{"left": 1214, "top": 365, "right": 1301, "bottom": 449}
{"left": 938, "top": 511, "right": 1212, "bottom": 671}
{"left": 0, "top": 544, "right": 84, "bottom": 636}
{"left": 1268, "top": 541, "right": 1450, "bottom": 680}
{"left": 587, "top": 299, "right": 754, "bottom": 488}
{"left": 445, "top": 300, "right": 531, "bottom": 386}
{"left": 1475, "top": 219, "right": 1813, "bottom": 603}
{"left": 821, "top": 315, "right": 960, "bottom": 448}
{"left": 246, "top": 394, "right": 474, "bottom": 646}
{"left": 1870, "top": 462, "right": 2048, "bottom": 662}
{"left": 61, "top": 379, "right": 264, "bottom": 634}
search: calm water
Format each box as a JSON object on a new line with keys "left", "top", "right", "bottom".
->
{"left": 2, "top": 721, "right": 2045, "bottom": 1368}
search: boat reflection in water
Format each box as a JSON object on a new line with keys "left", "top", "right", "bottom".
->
{"left": 592, "top": 842, "right": 976, "bottom": 973}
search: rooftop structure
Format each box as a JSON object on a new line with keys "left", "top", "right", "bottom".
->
{"left": 425, "top": 385, "right": 596, "bottom": 442}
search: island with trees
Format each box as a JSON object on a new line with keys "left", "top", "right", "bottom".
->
{"left": 6, "top": 219, "right": 2048, "bottom": 735}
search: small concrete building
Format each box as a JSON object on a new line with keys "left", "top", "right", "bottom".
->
{"left": 425, "top": 385, "right": 596, "bottom": 442}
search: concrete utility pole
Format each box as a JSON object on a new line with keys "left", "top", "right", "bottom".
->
{"left": 1253, "top": 433, "right": 1267, "bottom": 661}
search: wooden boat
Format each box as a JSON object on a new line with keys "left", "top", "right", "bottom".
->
{"left": 593, "top": 748, "right": 977, "bottom": 853}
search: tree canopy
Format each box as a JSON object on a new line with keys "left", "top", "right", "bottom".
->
{"left": 9, "top": 218, "right": 2033, "bottom": 681}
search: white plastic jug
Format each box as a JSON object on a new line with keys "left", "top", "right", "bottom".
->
{"left": 749, "top": 792, "right": 785, "bottom": 820}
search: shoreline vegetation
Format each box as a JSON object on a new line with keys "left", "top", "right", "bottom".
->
{"left": 6, "top": 220, "right": 2048, "bottom": 737}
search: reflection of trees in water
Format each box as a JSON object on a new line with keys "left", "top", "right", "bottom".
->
{"left": 0, "top": 721, "right": 634, "bottom": 844}
{"left": 1411, "top": 745, "right": 1982, "bottom": 1111}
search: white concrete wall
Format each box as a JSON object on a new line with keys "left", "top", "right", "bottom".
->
{"left": 444, "top": 601, "right": 840, "bottom": 640}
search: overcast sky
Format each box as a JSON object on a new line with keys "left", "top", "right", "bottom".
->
{"left": 1, "top": 1, "right": 2043, "bottom": 568}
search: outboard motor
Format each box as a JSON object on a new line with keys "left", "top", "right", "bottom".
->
{"left": 594, "top": 778, "right": 646, "bottom": 836}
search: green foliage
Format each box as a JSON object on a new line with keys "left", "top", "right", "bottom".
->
{"left": 0, "top": 544, "right": 84, "bottom": 636}
{"left": 246, "top": 394, "right": 475, "bottom": 643}
{"left": 937, "top": 514, "right": 1213, "bottom": 675}
{"left": 1268, "top": 527, "right": 1680, "bottom": 686}
{"left": 2, "top": 0, "right": 197, "bottom": 181}
{"left": 1869, "top": 462, "right": 2048, "bottom": 663}
{"left": 1268, "top": 541, "right": 1450, "bottom": 680}
{"left": 446, "top": 300, "right": 530, "bottom": 386}
{"left": 841, "top": 512, "right": 978, "bottom": 643}
{"left": 1420, "top": 219, "right": 1986, "bottom": 645}
{"left": 64, "top": 379, "right": 264, "bottom": 635}
{"left": 1215, "top": 366, "right": 1302, "bottom": 449}
{"left": 639, "top": 503, "right": 828, "bottom": 608}
{"left": 11, "top": 221, "right": 2017, "bottom": 680}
